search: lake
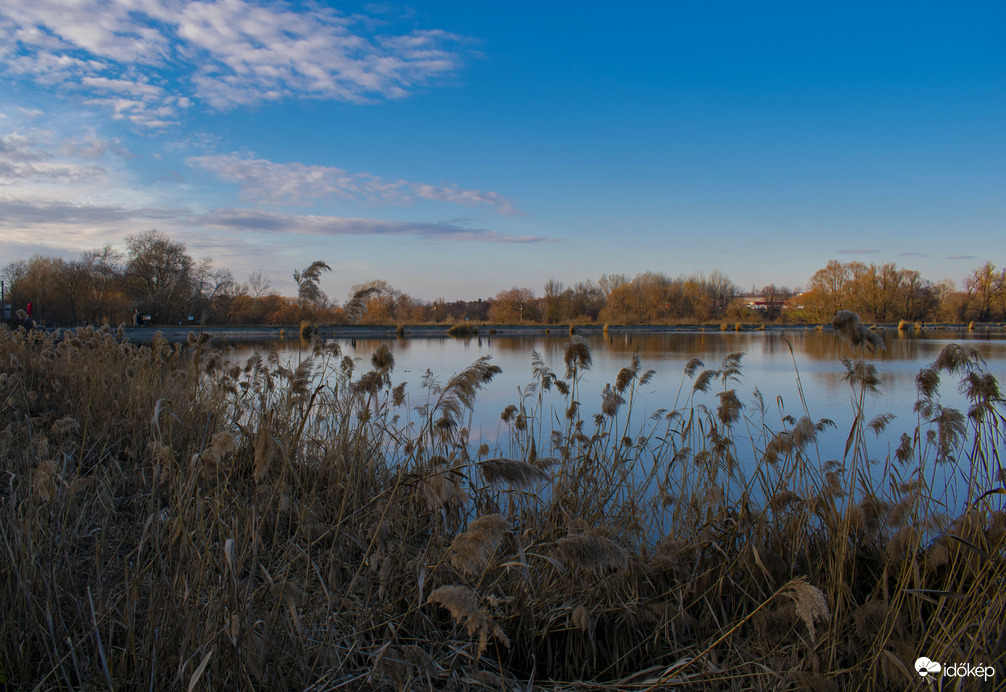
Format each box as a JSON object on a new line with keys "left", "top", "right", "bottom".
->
{"left": 213, "top": 327, "right": 1006, "bottom": 508}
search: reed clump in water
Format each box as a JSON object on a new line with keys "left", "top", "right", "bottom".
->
{"left": 0, "top": 318, "right": 1003, "bottom": 690}
{"left": 447, "top": 322, "right": 479, "bottom": 337}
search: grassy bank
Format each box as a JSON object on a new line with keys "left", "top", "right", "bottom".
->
{"left": 1, "top": 319, "right": 1004, "bottom": 690}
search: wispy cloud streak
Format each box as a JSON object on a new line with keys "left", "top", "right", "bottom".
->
{"left": 188, "top": 153, "right": 520, "bottom": 214}
{"left": 196, "top": 208, "right": 548, "bottom": 242}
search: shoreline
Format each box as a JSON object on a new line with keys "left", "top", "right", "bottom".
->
{"left": 109, "top": 321, "right": 1004, "bottom": 343}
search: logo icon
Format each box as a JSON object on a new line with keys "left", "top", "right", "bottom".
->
{"left": 915, "top": 657, "right": 941, "bottom": 678}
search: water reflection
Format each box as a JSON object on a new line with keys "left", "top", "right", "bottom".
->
{"left": 226, "top": 331, "right": 1006, "bottom": 477}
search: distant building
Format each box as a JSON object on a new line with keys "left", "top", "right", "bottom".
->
{"left": 742, "top": 295, "right": 787, "bottom": 312}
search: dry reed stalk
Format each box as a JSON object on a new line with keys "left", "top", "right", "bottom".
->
{"left": 478, "top": 458, "right": 550, "bottom": 487}
{"left": 428, "top": 585, "right": 509, "bottom": 655}
{"left": 553, "top": 530, "right": 628, "bottom": 572}
{"left": 448, "top": 513, "right": 509, "bottom": 576}
{"left": 832, "top": 310, "right": 885, "bottom": 351}
{"left": 253, "top": 410, "right": 276, "bottom": 482}
{"left": 783, "top": 578, "right": 830, "bottom": 644}
{"left": 420, "top": 467, "right": 467, "bottom": 513}
{"left": 2, "top": 321, "right": 1005, "bottom": 687}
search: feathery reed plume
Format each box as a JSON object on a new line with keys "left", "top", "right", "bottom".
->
{"left": 769, "top": 490, "right": 802, "bottom": 513}
{"left": 841, "top": 358, "right": 882, "bottom": 394}
{"left": 683, "top": 357, "right": 703, "bottom": 377}
{"left": 51, "top": 416, "right": 79, "bottom": 436}
{"left": 782, "top": 577, "right": 830, "bottom": 644}
{"left": 615, "top": 354, "right": 639, "bottom": 394}
{"left": 867, "top": 413, "right": 896, "bottom": 437}
{"left": 432, "top": 356, "right": 502, "bottom": 426}
{"left": 853, "top": 600, "right": 891, "bottom": 641}
{"left": 716, "top": 389, "right": 742, "bottom": 425}
{"left": 857, "top": 495, "right": 888, "bottom": 540}
{"left": 934, "top": 343, "right": 983, "bottom": 374}
{"left": 553, "top": 530, "right": 628, "bottom": 572}
{"left": 564, "top": 337, "right": 592, "bottom": 378}
{"left": 570, "top": 604, "right": 592, "bottom": 633}
{"left": 600, "top": 383, "right": 625, "bottom": 417}
{"left": 894, "top": 433, "right": 914, "bottom": 464}
{"left": 478, "top": 458, "right": 550, "bottom": 487}
{"left": 289, "top": 358, "right": 314, "bottom": 399}
{"left": 692, "top": 369, "right": 717, "bottom": 393}
{"left": 420, "top": 467, "right": 467, "bottom": 513}
{"left": 392, "top": 381, "right": 407, "bottom": 406}
{"left": 448, "top": 514, "right": 509, "bottom": 576}
{"left": 428, "top": 586, "right": 509, "bottom": 655}
{"left": 343, "top": 283, "right": 384, "bottom": 323}
{"left": 196, "top": 431, "right": 237, "bottom": 475}
{"left": 720, "top": 352, "right": 744, "bottom": 382}
{"left": 832, "top": 310, "right": 885, "bottom": 351}
{"left": 916, "top": 366, "right": 940, "bottom": 398}
{"left": 931, "top": 406, "right": 966, "bottom": 462}
{"left": 371, "top": 343, "right": 395, "bottom": 372}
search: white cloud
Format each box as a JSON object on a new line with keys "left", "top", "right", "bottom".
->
{"left": 196, "top": 208, "right": 548, "bottom": 242}
{"left": 0, "top": 198, "right": 549, "bottom": 258}
{"left": 0, "top": 198, "right": 182, "bottom": 225}
{"left": 0, "top": 0, "right": 470, "bottom": 125}
{"left": 0, "top": 131, "right": 108, "bottom": 184}
{"left": 81, "top": 77, "right": 165, "bottom": 99}
{"left": 58, "top": 129, "right": 133, "bottom": 159}
{"left": 187, "top": 152, "right": 520, "bottom": 214}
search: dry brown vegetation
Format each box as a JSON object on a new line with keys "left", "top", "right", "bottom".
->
{"left": 1, "top": 320, "right": 1004, "bottom": 690}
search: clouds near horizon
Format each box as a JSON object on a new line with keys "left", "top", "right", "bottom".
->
{"left": 196, "top": 208, "right": 547, "bottom": 242}
{"left": 0, "top": 123, "right": 546, "bottom": 249}
{"left": 188, "top": 153, "right": 520, "bottom": 214}
{"left": 0, "top": 112, "right": 541, "bottom": 258}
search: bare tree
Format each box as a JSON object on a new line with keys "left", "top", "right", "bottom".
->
{"left": 125, "top": 230, "right": 195, "bottom": 323}
{"left": 79, "top": 245, "right": 124, "bottom": 324}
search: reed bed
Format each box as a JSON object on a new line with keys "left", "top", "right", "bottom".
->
{"left": 1, "top": 318, "right": 1004, "bottom": 690}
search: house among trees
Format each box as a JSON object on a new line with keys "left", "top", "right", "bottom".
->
{"left": 742, "top": 295, "right": 788, "bottom": 312}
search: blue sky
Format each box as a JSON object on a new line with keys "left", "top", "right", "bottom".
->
{"left": 1, "top": 1, "right": 1004, "bottom": 300}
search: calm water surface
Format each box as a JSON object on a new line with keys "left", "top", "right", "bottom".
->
{"left": 227, "top": 330, "right": 1006, "bottom": 501}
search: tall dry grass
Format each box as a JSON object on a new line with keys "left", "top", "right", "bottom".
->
{"left": 1, "top": 318, "right": 1003, "bottom": 690}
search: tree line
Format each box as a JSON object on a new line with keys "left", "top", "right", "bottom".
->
{"left": 794, "top": 259, "right": 1006, "bottom": 324}
{"left": 2, "top": 231, "right": 1004, "bottom": 326}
